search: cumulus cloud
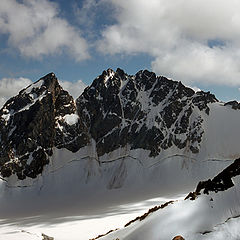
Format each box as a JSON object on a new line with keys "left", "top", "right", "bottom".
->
{"left": 98, "top": 0, "right": 240, "bottom": 86}
{"left": 59, "top": 80, "right": 87, "bottom": 99}
{"left": 73, "top": 0, "right": 114, "bottom": 41}
{"left": 74, "top": 0, "right": 99, "bottom": 28}
{"left": 152, "top": 43, "right": 240, "bottom": 86}
{"left": 0, "top": 77, "right": 32, "bottom": 108}
{"left": 0, "top": 0, "right": 89, "bottom": 61}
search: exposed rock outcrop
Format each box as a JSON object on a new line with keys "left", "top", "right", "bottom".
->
{"left": 77, "top": 68, "right": 217, "bottom": 157}
{"left": 224, "top": 100, "right": 240, "bottom": 110}
{"left": 185, "top": 157, "right": 240, "bottom": 200}
{"left": 172, "top": 236, "right": 185, "bottom": 240}
{"left": 42, "top": 233, "right": 54, "bottom": 240}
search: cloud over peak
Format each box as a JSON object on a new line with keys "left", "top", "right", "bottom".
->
{"left": 98, "top": 0, "right": 240, "bottom": 86}
{"left": 59, "top": 79, "right": 87, "bottom": 99}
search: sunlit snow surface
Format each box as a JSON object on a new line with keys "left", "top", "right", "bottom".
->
{"left": 1, "top": 187, "right": 240, "bottom": 240}
{"left": 0, "top": 196, "right": 178, "bottom": 240}
{"left": 101, "top": 178, "right": 240, "bottom": 240}
{"left": 0, "top": 102, "right": 240, "bottom": 239}
{"left": 63, "top": 113, "right": 79, "bottom": 125}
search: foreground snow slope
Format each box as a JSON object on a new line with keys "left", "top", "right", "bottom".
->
{"left": 100, "top": 189, "right": 240, "bottom": 240}
{"left": 99, "top": 160, "right": 240, "bottom": 240}
{"left": 0, "top": 196, "right": 174, "bottom": 240}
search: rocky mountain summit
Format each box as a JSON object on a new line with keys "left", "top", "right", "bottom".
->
{"left": 0, "top": 73, "right": 79, "bottom": 179}
{"left": 78, "top": 68, "right": 217, "bottom": 157}
{"left": 0, "top": 69, "right": 218, "bottom": 180}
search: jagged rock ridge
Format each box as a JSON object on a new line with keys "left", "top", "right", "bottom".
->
{"left": 224, "top": 100, "right": 240, "bottom": 110}
{"left": 77, "top": 68, "right": 217, "bottom": 156}
{"left": 0, "top": 73, "right": 88, "bottom": 179}
{"left": 185, "top": 157, "right": 240, "bottom": 200}
{"left": 0, "top": 69, "right": 218, "bottom": 180}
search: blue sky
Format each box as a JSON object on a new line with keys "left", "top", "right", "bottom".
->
{"left": 0, "top": 0, "right": 240, "bottom": 105}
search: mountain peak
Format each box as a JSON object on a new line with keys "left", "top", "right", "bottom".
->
{"left": 2, "top": 72, "right": 60, "bottom": 116}
{"left": 39, "top": 72, "right": 57, "bottom": 87}
{"left": 20, "top": 72, "right": 59, "bottom": 96}
{"left": 0, "top": 69, "right": 220, "bottom": 180}
{"left": 77, "top": 69, "right": 218, "bottom": 158}
{"left": 0, "top": 73, "right": 80, "bottom": 179}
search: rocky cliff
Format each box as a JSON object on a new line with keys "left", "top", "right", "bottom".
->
{"left": 0, "top": 69, "right": 218, "bottom": 180}
{"left": 0, "top": 73, "right": 88, "bottom": 179}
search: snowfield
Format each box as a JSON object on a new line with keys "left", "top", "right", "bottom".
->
{"left": 0, "top": 196, "right": 178, "bottom": 240}
{"left": 2, "top": 178, "right": 240, "bottom": 240}
{"left": 0, "top": 101, "right": 240, "bottom": 239}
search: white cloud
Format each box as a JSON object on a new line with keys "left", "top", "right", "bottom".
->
{"left": 74, "top": 0, "right": 99, "bottom": 28}
{"left": 73, "top": 0, "right": 114, "bottom": 41}
{"left": 152, "top": 43, "right": 240, "bottom": 86}
{"left": 0, "top": 77, "right": 32, "bottom": 108}
{"left": 59, "top": 80, "right": 87, "bottom": 99}
{"left": 0, "top": 0, "right": 89, "bottom": 61}
{"left": 98, "top": 0, "right": 240, "bottom": 86}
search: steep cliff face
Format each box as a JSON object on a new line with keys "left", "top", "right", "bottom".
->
{"left": 0, "top": 73, "right": 89, "bottom": 179}
{"left": 77, "top": 68, "right": 217, "bottom": 157}
{"left": 0, "top": 69, "right": 218, "bottom": 180}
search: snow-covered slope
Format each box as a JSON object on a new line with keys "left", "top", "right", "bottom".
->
{"left": 97, "top": 158, "right": 240, "bottom": 240}
{"left": 0, "top": 69, "right": 240, "bottom": 219}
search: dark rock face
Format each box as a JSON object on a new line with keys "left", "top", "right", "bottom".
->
{"left": 196, "top": 158, "right": 240, "bottom": 194}
{"left": 185, "top": 157, "right": 240, "bottom": 200}
{"left": 224, "top": 101, "right": 240, "bottom": 110}
{"left": 42, "top": 233, "right": 54, "bottom": 240}
{"left": 0, "top": 73, "right": 89, "bottom": 179}
{"left": 77, "top": 68, "right": 217, "bottom": 157}
{"left": 0, "top": 69, "right": 218, "bottom": 180}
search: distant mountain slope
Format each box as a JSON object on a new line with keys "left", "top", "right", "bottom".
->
{"left": 0, "top": 69, "right": 240, "bottom": 218}
{"left": 0, "top": 69, "right": 218, "bottom": 180}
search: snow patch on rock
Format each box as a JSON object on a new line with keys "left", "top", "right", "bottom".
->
{"left": 63, "top": 113, "right": 79, "bottom": 125}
